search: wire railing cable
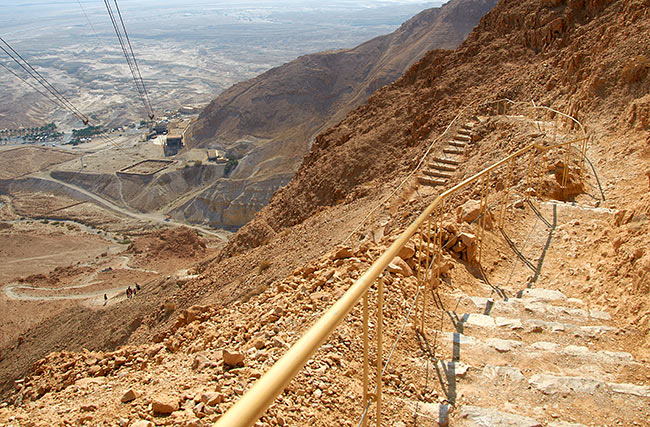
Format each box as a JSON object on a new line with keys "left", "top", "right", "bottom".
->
{"left": 0, "top": 37, "right": 90, "bottom": 125}
{"left": 103, "top": 0, "right": 154, "bottom": 120}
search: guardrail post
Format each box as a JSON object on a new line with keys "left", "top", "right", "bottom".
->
{"left": 562, "top": 141, "right": 571, "bottom": 189}
{"left": 362, "top": 290, "right": 369, "bottom": 427}
{"left": 376, "top": 276, "right": 384, "bottom": 427}
{"left": 478, "top": 172, "right": 490, "bottom": 265}
{"left": 499, "top": 158, "right": 515, "bottom": 229}
{"left": 434, "top": 200, "right": 444, "bottom": 290}
{"left": 525, "top": 149, "right": 535, "bottom": 200}
{"left": 421, "top": 216, "right": 432, "bottom": 332}
{"left": 416, "top": 225, "right": 424, "bottom": 332}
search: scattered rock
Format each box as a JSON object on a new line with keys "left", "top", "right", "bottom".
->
{"left": 121, "top": 389, "right": 138, "bottom": 403}
{"left": 223, "top": 349, "right": 245, "bottom": 367}
{"left": 152, "top": 394, "right": 179, "bottom": 414}
{"left": 388, "top": 256, "right": 413, "bottom": 276}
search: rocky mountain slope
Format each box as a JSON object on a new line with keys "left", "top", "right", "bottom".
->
{"left": 176, "top": 0, "right": 497, "bottom": 229}
{"left": 2, "top": 0, "right": 649, "bottom": 425}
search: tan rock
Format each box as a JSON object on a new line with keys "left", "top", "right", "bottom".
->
{"left": 201, "top": 392, "right": 224, "bottom": 406}
{"left": 223, "top": 349, "right": 245, "bottom": 367}
{"left": 121, "top": 389, "right": 138, "bottom": 403}
{"left": 80, "top": 404, "right": 96, "bottom": 412}
{"left": 250, "top": 337, "right": 265, "bottom": 350}
{"left": 457, "top": 199, "right": 482, "bottom": 223}
{"left": 388, "top": 256, "right": 413, "bottom": 276}
{"left": 152, "top": 394, "right": 179, "bottom": 414}
{"left": 131, "top": 421, "right": 154, "bottom": 427}
{"left": 398, "top": 241, "right": 416, "bottom": 260}
{"left": 192, "top": 353, "right": 210, "bottom": 371}
{"left": 332, "top": 246, "right": 353, "bottom": 260}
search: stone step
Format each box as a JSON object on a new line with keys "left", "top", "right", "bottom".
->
{"left": 449, "top": 364, "right": 650, "bottom": 424}
{"left": 458, "top": 405, "right": 544, "bottom": 427}
{"left": 439, "top": 332, "right": 639, "bottom": 380}
{"left": 428, "top": 162, "right": 456, "bottom": 172}
{"left": 461, "top": 122, "right": 476, "bottom": 130}
{"left": 457, "top": 128, "right": 472, "bottom": 136}
{"left": 418, "top": 176, "right": 446, "bottom": 187}
{"left": 447, "top": 311, "right": 617, "bottom": 342}
{"left": 449, "top": 140, "right": 467, "bottom": 148}
{"left": 455, "top": 370, "right": 650, "bottom": 425}
{"left": 422, "top": 169, "right": 452, "bottom": 179}
{"left": 432, "top": 156, "right": 461, "bottom": 166}
{"left": 457, "top": 295, "right": 609, "bottom": 325}
{"left": 455, "top": 134, "right": 471, "bottom": 142}
{"left": 443, "top": 147, "right": 464, "bottom": 155}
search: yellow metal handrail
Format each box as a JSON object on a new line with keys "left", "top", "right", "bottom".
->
{"left": 216, "top": 124, "right": 589, "bottom": 426}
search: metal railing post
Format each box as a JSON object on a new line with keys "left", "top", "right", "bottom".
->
{"left": 376, "top": 276, "right": 384, "bottom": 427}
{"left": 499, "top": 158, "right": 515, "bottom": 229}
{"left": 362, "top": 291, "right": 369, "bottom": 427}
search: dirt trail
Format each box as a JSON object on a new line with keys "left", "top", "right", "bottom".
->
{"left": 31, "top": 171, "right": 230, "bottom": 240}
{"left": 2, "top": 255, "right": 155, "bottom": 303}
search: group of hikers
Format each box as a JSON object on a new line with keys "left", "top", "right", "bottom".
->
{"left": 102, "top": 282, "right": 142, "bottom": 306}
{"left": 126, "top": 283, "right": 141, "bottom": 299}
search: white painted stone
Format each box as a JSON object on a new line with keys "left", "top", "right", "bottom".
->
{"left": 460, "top": 405, "right": 542, "bottom": 426}
{"left": 486, "top": 338, "right": 521, "bottom": 353}
{"left": 495, "top": 317, "right": 523, "bottom": 329}
{"left": 598, "top": 350, "right": 635, "bottom": 363}
{"left": 530, "top": 341, "right": 560, "bottom": 352}
{"left": 529, "top": 374, "right": 601, "bottom": 395}
{"left": 563, "top": 345, "right": 592, "bottom": 357}
{"left": 482, "top": 365, "right": 526, "bottom": 382}
{"left": 576, "top": 325, "right": 616, "bottom": 337}
{"left": 521, "top": 288, "right": 567, "bottom": 301}
{"left": 589, "top": 309, "right": 611, "bottom": 320}
{"left": 462, "top": 313, "right": 496, "bottom": 328}
{"left": 607, "top": 382, "right": 650, "bottom": 397}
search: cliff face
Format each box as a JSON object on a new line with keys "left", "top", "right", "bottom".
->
{"left": 178, "top": 0, "right": 497, "bottom": 229}
{"left": 225, "top": 0, "right": 650, "bottom": 254}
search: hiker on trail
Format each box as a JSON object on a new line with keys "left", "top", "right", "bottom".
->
{"left": 104, "top": 294, "right": 107, "bottom": 306}
{"left": 135, "top": 282, "right": 141, "bottom": 292}
{"left": 132, "top": 287, "right": 137, "bottom": 297}
{"left": 127, "top": 286, "right": 132, "bottom": 299}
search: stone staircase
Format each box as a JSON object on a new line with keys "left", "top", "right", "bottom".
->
{"left": 420, "top": 283, "right": 650, "bottom": 425}
{"left": 418, "top": 121, "right": 476, "bottom": 188}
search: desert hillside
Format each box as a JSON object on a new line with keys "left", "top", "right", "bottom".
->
{"left": 1, "top": 0, "right": 649, "bottom": 426}
{"left": 175, "top": 0, "right": 497, "bottom": 230}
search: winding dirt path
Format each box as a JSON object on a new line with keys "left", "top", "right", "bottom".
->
{"left": 2, "top": 254, "right": 157, "bottom": 303}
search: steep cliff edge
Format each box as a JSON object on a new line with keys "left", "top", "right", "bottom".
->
{"left": 179, "top": 0, "right": 497, "bottom": 228}
{"left": 226, "top": 0, "right": 649, "bottom": 254}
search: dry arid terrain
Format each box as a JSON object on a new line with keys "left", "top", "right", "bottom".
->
{"left": 1, "top": 0, "right": 649, "bottom": 426}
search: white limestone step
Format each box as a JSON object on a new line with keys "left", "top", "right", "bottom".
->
{"left": 462, "top": 295, "right": 608, "bottom": 324}
{"left": 432, "top": 156, "right": 461, "bottom": 166}
{"left": 428, "top": 162, "right": 456, "bottom": 172}
{"left": 449, "top": 140, "right": 467, "bottom": 147}
{"left": 441, "top": 332, "right": 638, "bottom": 367}
{"left": 418, "top": 176, "right": 445, "bottom": 186}
{"left": 450, "top": 312, "right": 617, "bottom": 338}
{"left": 459, "top": 405, "right": 542, "bottom": 426}
{"left": 422, "top": 169, "right": 452, "bottom": 179}
{"left": 530, "top": 374, "right": 650, "bottom": 398}
{"left": 443, "top": 147, "right": 464, "bottom": 155}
